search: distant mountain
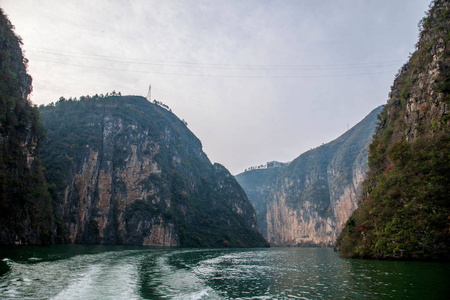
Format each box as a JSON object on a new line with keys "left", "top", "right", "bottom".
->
{"left": 235, "top": 163, "right": 288, "bottom": 238}
{"left": 337, "top": 0, "right": 449, "bottom": 260}
{"left": 0, "top": 9, "right": 53, "bottom": 245}
{"left": 39, "top": 95, "right": 267, "bottom": 247}
{"left": 236, "top": 106, "right": 382, "bottom": 246}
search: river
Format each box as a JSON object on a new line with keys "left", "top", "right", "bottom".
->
{"left": 0, "top": 245, "right": 448, "bottom": 299}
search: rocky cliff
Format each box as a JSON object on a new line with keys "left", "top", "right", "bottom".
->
{"left": 236, "top": 107, "right": 382, "bottom": 246}
{"left": 337, "top": 0, "right": 449, "bottom": 260}
{"left": 39, "top": 95, "right": 267, "bottom": 247}
{"left": 0, "top": 9, "right": 54, "bottom": 245}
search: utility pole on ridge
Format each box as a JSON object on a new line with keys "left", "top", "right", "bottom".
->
{"left": 147, "top": 84, "right": 152, "bottom": 101}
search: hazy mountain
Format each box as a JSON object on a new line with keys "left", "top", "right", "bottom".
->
{"left": 235, "top": 163, "right": 288, "bottom": 238}
{"left": 236, "top": 106, "right": 382, "bottom": 246}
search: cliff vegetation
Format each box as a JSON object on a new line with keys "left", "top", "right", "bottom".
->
{"left": 0, "top": 9, "right": 53, "bottom": 245}
{"left": 337, "top": 0, "right": 450, "bottom": 260}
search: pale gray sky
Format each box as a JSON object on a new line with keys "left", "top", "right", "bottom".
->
{"left": 1, "top": 0, "right": 430, "bottom": 174}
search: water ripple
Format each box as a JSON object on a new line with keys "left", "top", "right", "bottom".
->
{"left": 0, "top": 246, "right": 448, "bottom": 299}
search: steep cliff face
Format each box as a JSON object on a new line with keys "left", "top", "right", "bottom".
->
{"left": 0, "top": 9, "right": 53, "bottom": 245}
{"left": 236, "top": 107, "right": 381, "bottom": 246}
{"left": 235, "top": 166, "right": 287, "bottom": 238}
{"left": 337, "top": 0, "right": 449, "bottom": 260}
{"left": 39, "top": 96, "right": 267, "bottom": 247}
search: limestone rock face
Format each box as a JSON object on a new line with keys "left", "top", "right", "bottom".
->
{"left": 40, "top": 96, "right": 266, "bottom": 247}
{"left": 236, "top": 107, "right": 381, "bottom": 246}
{"left": 400, "top": 2, "right": 449, "bottom": 142}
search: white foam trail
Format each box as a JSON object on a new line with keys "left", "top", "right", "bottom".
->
{"left": 52, "top": 253, "right": 141, "bottom": 300}
{"left": 173, "top": 286, "right": 215, "bottom": 300}
{"left": 153, "top": 251, "right": 223, "bottom": 300}
{"left": 52, "top": 265, "right": 101, "bottom": 300}
{"left": 0, "top": 249, "right": 148, "bottom": 300}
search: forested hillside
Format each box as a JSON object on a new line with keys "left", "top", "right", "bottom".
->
{"left": 39, "top": 95, "right": 267, "bottom": 247}
{"left": 337, "top": 0, "right": 450, "bottom": 260}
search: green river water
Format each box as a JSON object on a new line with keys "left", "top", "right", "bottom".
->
{"left": 0, "top": 245, "right": 448, "bottom": 299}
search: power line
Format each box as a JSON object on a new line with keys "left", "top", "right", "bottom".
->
{"left": 26, "top": 46, "right": 404, "bottom": 71}
{"left": 31, "top": 57, "right": 397, "bottom": 79}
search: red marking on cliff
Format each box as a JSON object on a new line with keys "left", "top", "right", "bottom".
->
{"left": 385, "top": 165, "right": 394, "bottom": 173}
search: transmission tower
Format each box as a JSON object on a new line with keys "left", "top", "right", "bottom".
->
{"left": 147, "top": 84, "right": 152, "bottom": 101}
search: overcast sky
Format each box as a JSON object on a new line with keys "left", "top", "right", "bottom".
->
{"left": 1, "top": 0, "right": 431, "bottom": 174}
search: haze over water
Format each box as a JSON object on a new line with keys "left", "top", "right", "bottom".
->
{"left": 0, "top": 245, "right": 448, "bottom": 299}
